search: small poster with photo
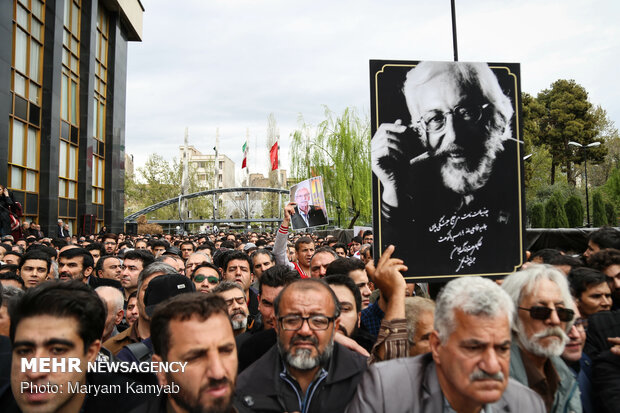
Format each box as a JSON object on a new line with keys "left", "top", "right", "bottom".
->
{"left": 289, "top": 177, "right": 328, "bottom": 230}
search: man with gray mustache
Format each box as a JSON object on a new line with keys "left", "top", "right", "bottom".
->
{"left": 346, "top": 276, "right": 544, "bottom": 412}
{"left": 502, "top": 264, "right": 583, "bottom": 413}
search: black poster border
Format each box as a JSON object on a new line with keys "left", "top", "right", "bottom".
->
{"left": 370, "top": 60, "right": 526, "bottom": 282}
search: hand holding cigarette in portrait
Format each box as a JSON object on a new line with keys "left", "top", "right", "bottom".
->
{"left": 371, "top": 119, "right": 408, "bottom": 208}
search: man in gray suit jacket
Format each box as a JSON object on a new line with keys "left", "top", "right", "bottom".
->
{"left": 346, "top": 276, "right": 545, "bottom": 413}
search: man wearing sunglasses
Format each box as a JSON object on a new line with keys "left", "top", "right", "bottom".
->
{"left": 191, "top": 262, "right": 220, "bottom": 294}
{"left": 236, "top": 278, "right": 367, "bottom": 412}
{"left": 502, "top": 264, "right": 582, "bottom": 413}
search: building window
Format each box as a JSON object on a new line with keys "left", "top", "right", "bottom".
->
{"left": 59, "top": 0, "right": 80, "bottom": 209}
{"left": 92, "top": 5, "right": 108, "bottom": 223}
{"left": 9, "top": 0, "right": 45, "bottom": 220}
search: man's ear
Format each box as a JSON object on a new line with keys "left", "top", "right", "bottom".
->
{"left": 115, "top": 309, "right": 125, "bottom": 325}
{"left": 356, "top": 312, "right": 361, "bottom": 329}
{"left": 86, "top": 339, "right": 101, "bottom": 363}
{"left": 429, "top": 330, "right": 442, "bottom": 365}
{"left": 84, "top": 266, "right": 93, "bottom": 278}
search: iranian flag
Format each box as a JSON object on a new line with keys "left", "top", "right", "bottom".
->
{"left": 242, "top": 141, "right": 248, "bottom": 169}
{"left": 269, "top": 142, "right": 278, "bottom": 171}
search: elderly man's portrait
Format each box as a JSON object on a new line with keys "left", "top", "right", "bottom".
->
{"left": 370, "top": 60, "right": 525, "bottom": 280}
{"left": 289, "top": 177, "right": 328, "bottom": 230}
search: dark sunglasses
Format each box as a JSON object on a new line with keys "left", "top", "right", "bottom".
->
{"left": 518, "top": 306, "right": 574, "bottom": 322}
{"left": 194, "top": 275, "right": 219, "bottom": 284}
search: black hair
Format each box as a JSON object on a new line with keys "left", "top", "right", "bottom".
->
{"left": 251, "top": 248, "right": 275, "bottom": 268}
{"left": 220, "top": 240, "right": 236, "bottom": 249}
{"left": 19, "top": 250, "right": 51, "bottom": 272}
{"left": 333, "top": 243, "right": 347, "bottom": 252}
{"left": 0, "top": 271, "right": 25, "bottom": 288}
{"left": 150, "top": 293, "right": 230, "bottom": 361}
{"left": 85, "top": 242, "right": 106, "bottom": 256}
{"left": 324, "top": 273, "right": 362, "bottom": 313}
{"left": 221, "top": 250, "right": 252, "bottom": 273}
{"left": 294, "top": 236, "right": 314, "bottom": 251}
{"left": 59, "top": 248, "right": 94, "bottom": 270}
{"left": 589, "top": 226, "right": 620, "bottom": 250}
{"left": 589, "top": 249, "right": 620, "bottom": 272}
{"left": 325, "top": 257, "right": 365, "bottom": 276}
{"left": 529, "top": 248, "right": 564, "bottom": 263}
{"left": 51, "top": 238, "right": 68, "bottom": 249}
{"left": 122, "top": 249, "right": 156, "bottom": 268}
{"left": 258, "top": 265, "right": 300, "bottom": 296}
{"left": 546, "top": 254, "right": 583, "bottom": 270}
{"left": 26, "top": 244, "right": 58, "bottom": 259}
{"left": 95, "top": 255, "right": 121, "bottom": 276}
{"left": 9, "top": 280, "right": 106, "bottom": 351}
{"left": 191, "top": 262, "right": 220, "bottom": 281}
{"left": 568, "top": 267, "right": 609, "bottom": 299}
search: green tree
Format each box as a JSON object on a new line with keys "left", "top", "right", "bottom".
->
{"left": 564, "top": 195, "right": 584, "bottom": 227}
{"left": 592, "top": 191, "right": 607, "bottom": 227}
{"left": 124, "top": 154, "right": 213, "bottom": 223}
{"left": 544, "top": 193, "right": 569, "bottom": 228}
{"left": 529, "top": 203, "right": 545, "bottom": 228}
{"left": 536, "top": 80, "right": 603, "bottom": 185}
{"left": 291, "top": 107, "right": 371, "bottom": 228}
{"left": 602, "top": 166, "right": 620, "bottom": 209}
{"left": 605, "top": 202, "right": 617, "bottom": 226}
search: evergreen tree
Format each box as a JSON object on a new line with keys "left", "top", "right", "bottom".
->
{"left": 564, "top": 196, "right": 584, "bottom": 227}
{"left": 592, "top": 192, "right": 607, "bottom": 227}
{"left": 529, "top": 203, "right": 545, "bottom": 228}
{"left": 544, "top": 194, "right": 569, "bottom": 228}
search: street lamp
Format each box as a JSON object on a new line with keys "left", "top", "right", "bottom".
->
{"left": 568, "top": 141, "right": 601, "bottom": 227}
{"left": 336, "top": 205, "right": 342, "bottom": 228}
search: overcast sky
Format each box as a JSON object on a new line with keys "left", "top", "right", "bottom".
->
{"left": 125, "top": 0, "right": 620, "bottom": 185}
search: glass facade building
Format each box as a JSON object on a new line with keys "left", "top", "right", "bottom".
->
{"left": 0, "top": 0, "right": 143, "bottom": 236}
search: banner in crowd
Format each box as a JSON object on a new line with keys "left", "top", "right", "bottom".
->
{"left": 370, "top": 60, "right": 526, "bottom": 282}
{"left": 289, "top": 176, "right": 328, "bottom": 230}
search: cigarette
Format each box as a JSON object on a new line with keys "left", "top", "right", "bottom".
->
{"left": 410, "top": 151, "right": 430, "bottom": 165}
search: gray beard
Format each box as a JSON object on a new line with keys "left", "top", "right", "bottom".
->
{"left": 231, "top": 316, "right": 247, "bottom": 331}
{"left": 440, "top": 130, "right": 507, "bottom": 195}
{"left": 516, "top": 319, "right": 569, "bottom": 358}
{"left": 278, "top": 340, "right": 334, "bottom": 371}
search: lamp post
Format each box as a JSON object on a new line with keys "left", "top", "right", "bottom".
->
{"left": 568, "top": 141, "right": 601, "bottom": 227}
{"left": 336, "top": 205, "right": 342, "bottom": 228}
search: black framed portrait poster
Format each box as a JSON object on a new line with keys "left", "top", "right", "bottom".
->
{"left": 370, "top": 60, "right": 526, "bottom": 282}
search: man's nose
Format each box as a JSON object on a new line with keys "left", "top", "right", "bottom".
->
{"left": 207, "top": 354, "right": 227, "bottom": 380}
{"left": 547, "top": 307, "right": 561, "bottom": 326}
{"left": 479, "top": 348, "right": 501, "bottom": 375}
{"left": 602, "top": 295, "right": 611, "bottom": 307}
{"left": 567, "top": 324, "right": 580, "bottom": 340}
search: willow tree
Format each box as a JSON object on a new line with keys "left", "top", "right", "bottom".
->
{"left": 290, "top": 107, "right": 371, "bottom": 228}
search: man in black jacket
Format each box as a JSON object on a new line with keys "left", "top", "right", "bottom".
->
{"left": 130, "top": 293, "right": 251, "bottom": 413}
{"left": 236, "top": 278, "right": 367, "bottom": 412}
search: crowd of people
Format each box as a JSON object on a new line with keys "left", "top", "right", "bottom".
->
{"left": 0, "top": 201, "right": 619, "bottom": 412}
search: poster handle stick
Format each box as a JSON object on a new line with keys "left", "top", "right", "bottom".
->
{"left": 451, "top": 0, "right": 458, "bottom": 62}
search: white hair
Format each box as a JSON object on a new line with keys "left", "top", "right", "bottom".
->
{"left": 95, "top": 286, "right": 124, "bottom": 314}
{"left": 434, "top": 276, "right": 514, "bottom": 343}
{"left": 501, "top": 263, "right": 575, "bottom": 332}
